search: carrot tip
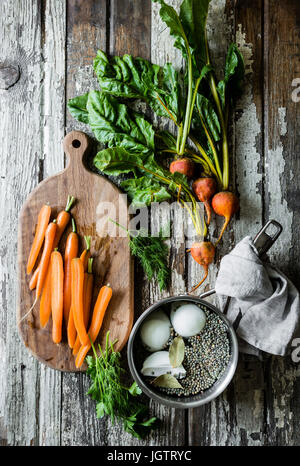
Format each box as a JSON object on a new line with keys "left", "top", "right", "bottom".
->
{"left": 84, "top": 235, "right": 91, "bottom": 251}
{"left": 65, "top": 195, "right": 75, "bottom": 213}
{"left": 88, "top": 257, "right": 93, "bottom": 274}
{"left": 71, "top": 218, "right": 76, "bottom": 233}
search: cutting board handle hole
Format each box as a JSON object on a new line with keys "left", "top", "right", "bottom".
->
{"left": 72, "top": 139, "right": 81, "bottom": 149}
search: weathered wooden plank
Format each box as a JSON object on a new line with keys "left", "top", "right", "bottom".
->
{"left": 61, "top": 0, "right": 108, "bottom": 446}
{"left": 225, "top": 0, "right": 266, "bottom": 447}
{"left": 66, "top": 0, "right": 106, "bottom": 135}
{"left": 0, "top": 0, "right": 44, "bottom": 446}
{"left": 188, "top": 0, "right": 265, "bottom": 445}
{"left": 43, "top": 0, "right": 66, "bottom": 178}
{"left": 38, "top": 0, "right": 66, "bottom": 445}
{"left": 188, "top": 0, "right": 235, "bottom": 445}
{"left": 0, "top": 0, "right": 67, "bottom": 447}
{"left": 106, "top": 0, "right": 186, "bottom": 446}
{"left": 148, "top": 0, "right": 186, "bottom": 446}
{"left": 263, "top": 0, "right": 300, "bottom": 446}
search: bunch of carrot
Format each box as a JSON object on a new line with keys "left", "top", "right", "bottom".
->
{"left": 25, "top": 197, "right": 112, "bottom": 368}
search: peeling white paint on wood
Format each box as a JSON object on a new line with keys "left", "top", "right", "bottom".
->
{"left": 234, "top": 25, "right": 262, "bottom": 241}
{"left": 268, "top": 357, "right": 298, "bottom": 443}
{"left": 0, "top": 0, "right": 44, "bottom": 446}
{"left": 278, "top": 107, "right": 287, "bottom": 136}
{"left": 267, "top": 107, "right": 293, "bottom": 264}
{"left": 188, "top": 0, "right": 233, "bottom": 292}
{"left": 143, "top": 0, "right": 186, "bottom": 446}
{"left": 37, "top": 0, "right": 66, "bottom": 446}
{"left": 236, "top": 24, "right": 254, "bottom": 75}
{"left": 43, "top": 0, "right": 66, "bottom": 177}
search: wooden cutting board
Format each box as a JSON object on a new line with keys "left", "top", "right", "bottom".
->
{"left": 17, "top": 131, "right": 134, "bottom": 371}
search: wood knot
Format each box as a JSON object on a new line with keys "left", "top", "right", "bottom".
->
{"left": 0, "top": 62, "right": 20, "bottom": 90}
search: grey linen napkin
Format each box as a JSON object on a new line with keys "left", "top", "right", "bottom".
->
{"left": 215, "top": 236, "right": 300, "bottom": 356}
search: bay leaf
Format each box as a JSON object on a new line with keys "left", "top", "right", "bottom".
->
{"left": 169, "top": 336, "right": 185, "bottom": 368}
{"left": 151, "top": 374, "right": 183, "bottom": 389}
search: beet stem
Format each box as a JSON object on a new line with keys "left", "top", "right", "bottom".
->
{"left": 204, "top": 201, "right": 212, "bottom": 226}
{"left": 216, "top": 217, "right": 230, "bottom": 245}
{"left": 189, "top": 266, "right": 208, "bottom": 293}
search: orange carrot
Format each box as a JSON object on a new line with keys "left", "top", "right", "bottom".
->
{"left": 51, "top": 250, "right": 64, "bottom": 344}
{"left": 35, "top": 220, "right": 57, "bottom": 300}
{"left": 39, "top": 264, "right": 52, "bottom": 327}
{"left": 67, "top": 305, "right": 77, "bottom": 348}
{"left": 20, "top": 217, "right": 57, "bottom": 326}
{"left": 53, "top": 195, "right": 75, "bottom": 249}
{"left": 79, "top": 236, "right": 91, "bottom": 272}
{"left": 71, "top": 258, "right": 89, "bottom": 346}
{"left": 29, "top": 196, "right": 75, "bottom": 291}
{"left": 27, "top": 204, "right": 51, "bottom": 274}
{"left": 73, "top": 258, "right": 94, "bottom": 356}
{"left": 29, "top": 266, "right": 40, "bottom": 290}
{"left": 75, "top": 284, "right": 112, "bottom": 368}
{"left": 63, "top": 218, "right": 79, "bottom": 324}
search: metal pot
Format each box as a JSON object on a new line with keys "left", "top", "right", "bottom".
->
{"left": 127, "top": 220, "right": 282, "bottom": 409}
{"left": 127, "top": 293, "right": 238, "bottom": 409}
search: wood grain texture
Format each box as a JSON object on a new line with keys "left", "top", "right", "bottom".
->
{"left": 61, "top": 0, "right": 109, "bottom": 447}
{"left": 188, "top": 0, "right": 235, "bottom": 445}
{"left": 148, "top": 0, "right": 186, "bottom": 447}
{"left": 0, "top": 0, "right": 45, "bottom": 446}
{"left": 1, "top": 0, "right": 300, "bottom": 446}
{"left": 188, "top": 0, "right": 267, "bottom": 447}
{"left": 263, "top": 0, "right": 300, "bottom": 445}
{"left": 106, "top": 0, "right": 186, "bottom": 447}
{"left": 37, "top": 0, "right": 66, "bottom": 446}
{"left": 17, "top": 131, "right": 133, "bottom": 371}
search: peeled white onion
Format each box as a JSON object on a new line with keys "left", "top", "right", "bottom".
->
{"left": 140, "top": 318, "right": 171, "bottom": 352}
{"left": 151, "top": 310, "right": 170, "bottom": 325}
{"left": 171, "top": 303, "right": 206, "bottom": 337}
{"left": 141, "top": 351, "right": 186, "bottom": 378}
{"left": 143, "top": 350, "right": 170, "bottom": 367}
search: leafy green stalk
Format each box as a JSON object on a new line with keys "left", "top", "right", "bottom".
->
{"left": 86, "top": 332, "right": 159, "bottom": 439}
{"left": 93, "top": 51, "right": 182, "bottom": 122}
{"left": 179, "top": 8, "right": 212, "bottom": 154}
{"left": 188, "top": 133, "right": 221, "bottom": 183}
{"left": 176, "top": 122, "right": 183, "bottom": 154}
{"left": 94, "top": 147, "right": 206, "bottom": 238}
{"left": 208, "top": 73, "right": 229, "bottom": 188}
{"left": 68, "top": 0, "right": 245, "bottom": 250}
{"left": 153, "top": 0, "right": 211, "bottom": 157}
{"left": 178, "top": 37, "right": 194, "bottom": 155}
{"left": 205, "top": 40, "right": 245, "bottom": 189}
{"left": 109, "top": 219, "right": 171, "bottom": 291}
{"left": 196, "top": 98, "right": 222, "bottom": 184}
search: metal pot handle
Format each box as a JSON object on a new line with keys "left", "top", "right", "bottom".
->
{"left": 199, "top": 219, "right": 283, "bottom": 309}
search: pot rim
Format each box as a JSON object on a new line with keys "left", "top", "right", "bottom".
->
{"left": 127, "top": 294, "right": 239, "bottom": 409}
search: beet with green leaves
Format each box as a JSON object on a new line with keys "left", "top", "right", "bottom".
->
{"left": 169, "top": 158, "right": 194, "bottom": 178}
{"left": 189, "top": 241, "right": 215, "bottom": 292}
{"left": 212, "top": 191, "right": 239, "bottom": 244}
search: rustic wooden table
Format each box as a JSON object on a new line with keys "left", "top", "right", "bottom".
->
{"left": 1, "top": 0, "right": 300, "bottom": 446}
